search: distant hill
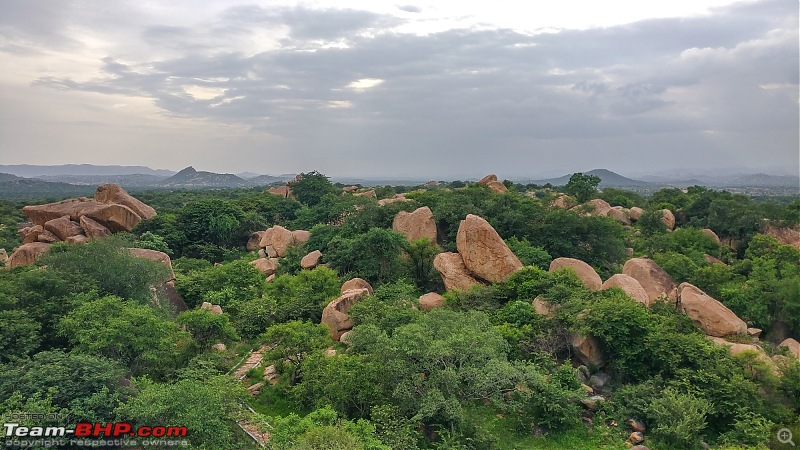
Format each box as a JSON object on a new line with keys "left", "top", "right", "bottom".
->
{"left": 248, "top": 174, "right": 295, "bottom": 186}
{"left": 528, "top": 169, "right": 651, "bottom": 188}
{"left": 158, "top": 166, "right": 248, "bottom": 188}
{"left": 35, "top": 174, "right": 168, "bottom": 187}
{"left": 0, "top": 173, "right": 95, "bottom": 200}
{"left": 0, "top": 164, "right": 175, "bottom": 177}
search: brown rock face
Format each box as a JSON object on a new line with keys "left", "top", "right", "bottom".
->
{"left": 8, "top": 242, "right": 50, "bottom": 268}
{"left": 341, "top": 278, "right": 374, "bottom": 295}
{"left": 128, "top": 248, "right": 176, "bottom": 282}
{"left": 549, "top": 258, "right": 602, "bottom": 291}
{"left": 353, "top": 190, "right": 377, "bottom": 198}
{"left": 419, "top": 292, "right": 445, "bottom": 311}
{"left": 321, "top": 288, "right": 369, "bottom": 340}
{"left": 247, "top": 232, "right": 265, "bottom": 252}
{"left": 79, "top": 216, "right": 112, "bottom": 239}
{"left": 478, "top": 174, "right": 498, "bottom": 184}
{"left": 764, "top": 225, "right": 800, "bottom": 249}
{"left": 570, "top": 334, "right": 605, "bottom": 368}
{"left": 291, "top": 230, "right": 311, "bottom": 244}
{"left": 679, "top": 283, "right": 746, "bottom": 337}
{"left": 780, "top": 338, "right": 800, "bottom": 359}
{"left": 551, "top": 194, "right": 577, "bottom": 209}
{"left": 433, "top": 252, "right": 480, "bottom": 291}
{"left": 702, "top": 228, "right": 721, "bottom": 244}
{"left": 37, "top": 230, "right": 60, "bottom": 243}
{"left": 66, "top": 235, "right": 88, "bottom": 244}
{"left": 300, "top": 250, "right": 322, "bottom": 269}
{"left": 607, "top": 207, "right": 631, "bottom": 225}
{"left": 378, "top": 194, "right": 409, "bottom": 206}
{"left": 250, "top": 258, "right": 279, "bottom": 276}
{"left": 532, "top": 297, "right": 556, "bottom": 318}
{"left": 22, "top": 198, "right": 143, "bottom": 232}
{"left": 661, "top": 209, "right": 676, "bottom": 230}
{"left": 629, "top": 207, "right": 644, "bottom": 222}
{"left": 342, "top": 186, "right": 359, "bottom": 192}
{"left": 95, "top": 184, "right": 156, "bottom": 219}
{"left": 392, "top": 206, "right": 438, "bottom": 243}
{"left": 21, "top": 225, "right": 45, "bottom": 244}
{"left": 707, "top": 337, "right": 775, "bottom": 368}
{"left": 485, "top": 180, "right": 508, "bottom": 193}
{"left": 622, "top": 258, "right": 677, "bottom": 302}
{"left": 44, "top": 216, "right": 84, "bottom": 241}
{"left": 601, "top": 274, "right": 650, "bottom": 306}
{"left": 267, "top": 186, "right": 291, "bottom": 198}
{"left": 456, "top": 214, "right": 522, "bottom": 283}
{"left": 583, "top": 199, "right": 612, "bottom": 217}
{"left": 259, "top": 225, "right": 295, "bottom": 257}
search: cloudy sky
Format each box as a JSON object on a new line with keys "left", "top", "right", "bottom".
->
{"left": 0, "top": 0, "right": 797, "bottom": 178}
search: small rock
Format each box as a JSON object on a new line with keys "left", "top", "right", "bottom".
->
{"left": 300, "top": 250, "right": 322, "bottom": 269}
{"left": 627, "top": 419, "right": 646, "bottom": 433}
{"left": 341, "top": 278, "right": 374, "bottom": 295}
{"left": 212, "top": 343, "right": 226, "bottom": 351}
{"left": 780, "top": 338, "right": 800, "bottom": 359}
{"left": 747, "top": 328, "right": 762, "bottom": 339}
{"left": 588, "top": 372, "right": 611, "bottom": 391}
{"left": 580, "top": 395, "right": 605, "bottom": 410}
{"left": 629, "top": 432, "right": 644, "bottom": 444}
{"left": 419, "top": 292, "right": 445, "bottom": 311}
{"left": 577, "top": 365, "right": 590, "bottom": 384}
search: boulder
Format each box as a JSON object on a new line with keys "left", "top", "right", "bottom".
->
{"left": 342, "top": 186, "right": 359, "bottom": 192}
{"left": 583, "top": 199, "right": 612, "bottom": 217}
{"left": 212, "top": 343, "right": 227, "bottom": 351}
{"left": 628, "top": 419, "right": 646, "bottom": 433}
{"left": 265, "top": 274, "right": 276, "bottom": 283}
{"left": 79, "top": 216, "right": 112, "bottom": 239}
{"left": 629, "top": 432, "right": 644, "bottom": 444}
{"left": 83, "top": 203, "right": 143, "bottom": 232}
{"left": 707, "top": 337, "right": 775, "bottom": 367}
{"left": 660, "top": 209, "right": 675, "bottom": 230}
{"left": 704, "top": 254, "right": 723, "bottom": 264}
{"left": 419, "top": 292, "right": 445, "bottom": 311}
{"left": 21, "top": 225, "right": 45, "bottom": 244}
{"left": 36, "top": 229, "right": 59, "bottom": 244}
{"left": 66, "top": 235, "right": 88, "bottom": 245}
{"left": 532, "top": 297, "right": 556, "bottom": 317}
{"left": 485, "top": 181, "right": 508, "bottom": 193}
{"left": 764, "top": 224, "right": 800, "bottom": 249}
{"left": 456, "top": 214, "right": 522, "bottom": 283}
{"left": 300, "top": 250, "right": 322, "bottom": 269}
{"left": 378, "top": 194, "right": 409, "bottom": 206}
{"left": 549, "top": 258, "right": 602, "bottom": 291}
{"left": 747, "top": 328, "right": 762, "bottom": 338}
{"left": 570, "top": 333, "right": 605, "bottom": 368}
{"left": 780, "top": 338, "right": 800, "bottom": 359}
{"left": 629, "top": 207, "right": 644, "bottom": 222}
{"left": 291, "top": 230, "right": 311, "bottom": 244}
{"left": 702, "top": 228, "right": 721, "bottom": 244}
{"left": 321, "top": 288, "right": 370, "bottom": 340}
{"left": 478, "top": 174, "right": 497, "bottom": 184}
{"left": 679, "top": 283, "right": 747, "bottom": 337}
{"left": 23, "top": 198, "right": 142, "bottom": 232}
{"left": 267, "top": 185, "right": 291, "bottom": 198}
{"left": 259, "top": 225, "right": 295, "bottom": 257}
{"left": 353, "top": 190, "right": 376, "bottom": 198}
{"left": 94, "top": 183, "right": 156, "bottom": 219}
{"left": 601, "top": 274, "right": 650, "bottom": 306}
{"left": 550, "top": 194, "right": 576, "bottom": 209}
{"left": 128, "top": 248, "right": 176, "bottom": 282}
{"left": 200, "top": 302, "right": 223, "bottom": 315}
{"left": 8, "top": 242, "right": 50, "bottom": 268}
{"left": 264, "top": 245, "right": 278, "bottom": 258}
{"left": 341, "top": 278, "right": 373, "bottom": 295}
{"left": 44, "top": 216, "right": 84, "bottom": 241}
{"left": 246, "top": 231, "right": 265, "bottom": 252}
{"left": 392, "top": 206, "right": 438, "bottom": 243}
{"left": 622, "top": 258, "right": 677, "bottom": 302}
{"left": 607, "top": 206, "right": 631, "bottom": 225}
{"left": 250, "top": 258, "right": 279, "bottom": 276}
{"left": 433, "top": 252, "right": 480, "bottom": 291}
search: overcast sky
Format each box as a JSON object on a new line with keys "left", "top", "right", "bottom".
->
{"left": 0, "top": 0, "right": 797, "bottom": 178}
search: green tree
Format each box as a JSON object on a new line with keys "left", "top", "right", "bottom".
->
{"left": 262, "top": 321, "right": 331, "bottom": 384}
{"left": 290, "top": 171, "right": 338, "bottom": 207}
{"left": 648, "top": 387, "right": 711, "bottom": 449}
{"left": 177, "top": 309, "right": 239, "bottom": 348}
{"left": 404, "top": 238, "right": 443, "bottom": 292}
{"left": 177, "top": 199, "right": 246, "bottom": 248}
{"left": 0, "top": 310, "right": 41, "bottom": 362}
{"left": 326, "top": 228, "right": 408, "bottom": 285}
{"left": 563, "top": 172, "right": 601, "bottom": 203}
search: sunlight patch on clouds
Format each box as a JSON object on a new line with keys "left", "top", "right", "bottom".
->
{"left": 183, "top": 85, "right": 226, "bottom": 100}
{"left": 347, "top": 78, "right": 384, "bottom": 90}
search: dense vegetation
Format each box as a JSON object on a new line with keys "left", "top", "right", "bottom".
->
{"left": 0, "top": 173, "right": 798, "bottom": 449}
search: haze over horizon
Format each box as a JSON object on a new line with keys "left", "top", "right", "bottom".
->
{"left": 1, "top": 0, "right": 798, "bottom": 178}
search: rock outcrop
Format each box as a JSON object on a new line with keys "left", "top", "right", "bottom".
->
{"left": 419, "top": 292, "right": 445, "bottom": 311}
{"left": 583, "top": 199, "right": 613, "bottom": 217}
{"left": 679, "top": 283, "right": 747, "bottom": 337}
{"left": 259, "top": 225, "right": 295, "bottom": 257}
{"left": 291, "top": 230, "right": 311, "bottom": 244}
{"left": 392, "top": 206, "right": 437, "bottom": 243}
{"left": 378, "top": 194, "right": 409, "bottom": 206}
{"left": 44, "top": 216, "right": 84, "bottom": 241}
{"left": 622, "top": 258, "right": 677, "bottom": 302}
{"left": 607, "top": 206, "right": 631, "bottom": 225}
{"left": 353, "top": 190, "right": 376, "bottom": 198}
{"left": 456, "top": 214, "right": 522, "bottom": 283}
{"left": 95, "top": 183, "right": 156, "bottom": 219}
{"left": 780, "top": 338, "right": 800, "bottom": 359}
{"left": 127, "top": 248, "right": 176, "bottom": 282}
{"left": 660, "top": 209, "right": 676, "bottom": 230}
{"left": 79, "top": 216, "right": 112, "bottom": 239}
{"left": 250, "top": 258, "right": 279, "bottom": 276}
{"left": 22, "top": 196, "right": 145, "bottom": 233}
{"left": 267, "top": 186, "right": 291, "bottom": 198}
{"left": 321, "top": 288, "right": 369, "bottom": 340}
{"left": 551, "top": 194, "right": 576, "bottom": 209}
{"left": 629, "top": 207, "right": 644, "bottom": 222}
{"left": 247, "top": 232, "right": 265, "bottom": 252}
{"left": 477, "top": 174, "right": 507, "bottom": 193}
{"left": 764, "top": 224, "right": 800, "bottom": 249}
{"left": 8, "top": 242, "right": 50, "bottom": 268}
{"left": 433, "top": 252, "right": 480, "bottom": 291}
{"left": 300, "top": 250, "right": 322, "bottom": 269}
{"left": 341, "top": 278, "right": 373, "bottom": 295}
{"left": 571, "top": 334, "right": 605, "bottom": 368}
{"left": 601, "top": 274, "right": 650, "bottom": 306}
{"left": 549, "top": 258, "right": 602, "bottom": 291}
{"left": 702, "top": 228, "right": 721, "bottom": 244}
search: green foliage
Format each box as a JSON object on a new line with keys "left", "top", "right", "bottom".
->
{"left": 325, "top": 227, "right": 408, "bottom": 285}
{"left": 647, "top": 387, "right": 711, "bottom": 449}
{"left": 262, "top": 321, "right": 331, "bottom": 384}
{"left": 176, "top": 259, "right": 265, "bottom": 308}
{"left": 502, "top": 362, "right": 583, "bottom": 432}
{"left": 652, "top": 251, "right": 699, "bottom": 283}
{"left": 265, "top": 267, "right": 340, "bottom": 323}
{"left": 59, "top": 296, "right": 192, "bottom": 377}
{"left": 404, "top": 238, "right": 443, "bottom": 292}
{"left": 135, "top": 231, "right": 172, "bottom": 254}
{"left": 563, "top": 172, "right": 601, "bottom": 203}
{"left": 290, "top": 171, "right": 339, "bottom": 207}
{"left": 117, "top": 376, "right": 246, "bottom": 450}
{"left": 265, "top": 405, "right": 389, "bottom": 450}
{"left": 0, "top": 309, "right": 41, "bottom": 362}
{"left": 638, "top": 209, "right": 668, "bottom": 235}
{"left": 177, "top": 198, "right": 246, "bottom": 248}
{"left": 177, "top": 309, "right": 239, "bottom": 348}
{"left": 505, "top": 237, "right": 552, "bottom": 268}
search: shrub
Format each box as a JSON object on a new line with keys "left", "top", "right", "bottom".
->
{"left": 648, "top": 387, "right": 711, "bottom": 449}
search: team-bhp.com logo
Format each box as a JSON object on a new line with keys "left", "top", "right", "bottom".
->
{"left": 4, "top": 422, "right": 188, "bottom": 438}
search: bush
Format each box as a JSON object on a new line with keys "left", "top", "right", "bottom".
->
{"left": 648, "top": 387, "right": 711, "bottom": 449}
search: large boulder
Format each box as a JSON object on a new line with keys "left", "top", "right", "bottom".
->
{"left": 300, "top": 250, "right": 322, "bottom": 269}
{"left": 622, "top": 258, "right": 677, "bottom": 302}
{"left": 478, "top": 174, "right": 497, "bottom": 184}
{"left": 378, "top": 194, "right": 409, "bottom": 206}
{"left": 321, "top": 288, "right": 370, "bottom": 340}
{"left": 79, "top": 216, "right": 112, "bottom": 239}
{"left": 250, "top": 258, "right": 279, "bottom": 276}
{"left": 485, "top": 181, "right": 508, "bottom": 193}
{"left": 660, "top": 209, "right": 676, "bottom": 230}
{"left": 95, "top": 183, "right": 156, "bottom": 219}
{"left": 8, "top": 242, "right": 50, "bottom": 268}
{"left": 570, "top": 334, "right": 605, "bottom": 368}
{"left": 764, "top": 224, "right": 800, "bottom": 249}
{"left": 433, "top": 252, "right": 480, "bottom": 291}
{"left": 549, "top": 258, "right": 602, "bottom": 291}
{"left": 602, "top": 274, "right": 650, "bottom": 306}
{"left": 259, "top": 225, "right": 295, "bottom": 257}
{"left": 267, "top": 186, "right": 291, "bottom": 198}
{"left": 246, "top": 231, "right": 265, "bottom": 252}
{"left": 22, "top": 198, "right": 142, "bottom": 232}
{"left": 679, "top": 283, "right": 746, "bottom": 337}
{"left": 392, "top": 206, "right": 437, "bottom": 243}
{"left": 21, "top": 225, "right": 46, "bottom": 244}
{"left": 44, "top": 216, "right": 84, "bottom": 241}
{"left": 607, "top": 206, "right": 631, "bottom": 225}
{"left": 551, "top": 194, "right": 577, "bottom": 209}
{"left": 419, "top": 292, "right": 445, "bottom": 311}
{"left": 702, "top": 228, "right": 721, "bottom": 244}
{"left": 780, "top": 338, "right": 800, "bottom": 359}
{"left": 629, "top": 207, "right": 644, "bottom": 222}
{"left": 128, "top": 248, "right": 176, "bottom": 282}
{"left": 456, "top": 214, "right": 522, "bottom": 283}
{"left": 707, "top": 337, "right": 775, "bottom": 366}
{"left": 583, "top": 199, "right": 612, "bottom": 217}
{"left": 341, "top": 278, "right": 373, "bottom": 295}
{"left": 353, "top": 190, "right": 376, "bottom": 198}
{"left": 291, "top": 230, "right": 311, "bottom": 244}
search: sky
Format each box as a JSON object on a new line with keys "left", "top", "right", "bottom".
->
{"left": 0, "top": 0, "right": 797, "bottom": 178}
